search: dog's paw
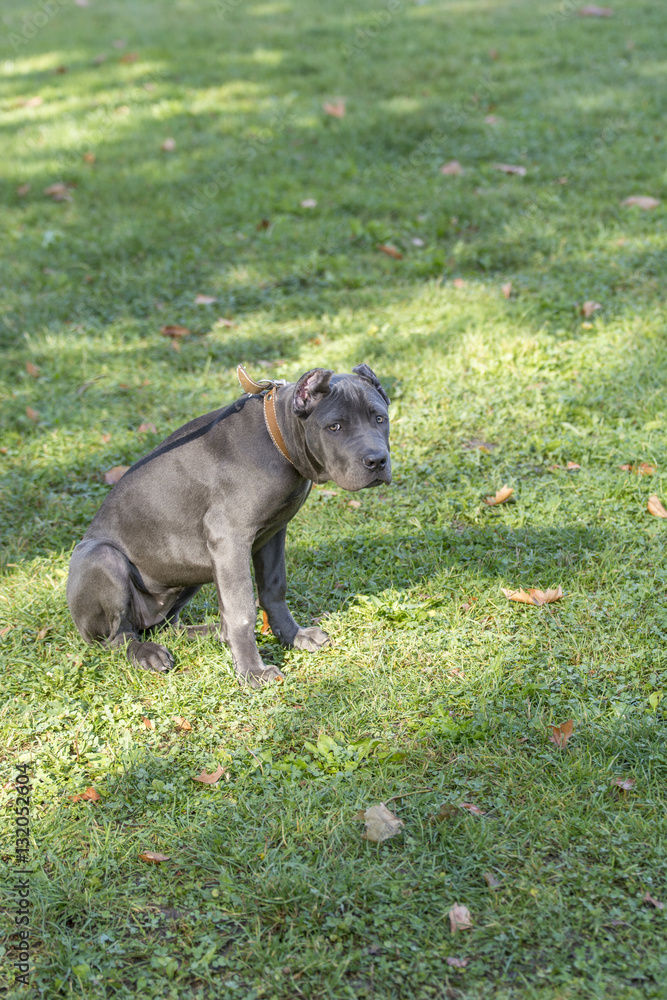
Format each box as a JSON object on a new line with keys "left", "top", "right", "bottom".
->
{"left": 128, "top": 640, "right": 175, "bottom": 673}
{"left": 238, "top": 663, "right": 284, "bottom": 689}
{"left": 293, "top": 626, "right": 330, "bottom": 652}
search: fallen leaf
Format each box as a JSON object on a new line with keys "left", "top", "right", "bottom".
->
{"left": 256, "top": 218, "right": 271, "bottom": 230}
{"left": 300, "top": 198, "right": 317, "bottom": 208}
{"left": 579, "top": 5, "right": 614, "bottom": 15}
{"left": 441, "top": 160, "right": 464, "bottom": 176}
{"left": 452, "top": 277, "right": 466, "bottom": 288}
{"left": 433, "top": 803, "right": 460, "bottom": 821}
{"left": 648, "top": 495, "right": 667, "bottom": 518}
{"left": 377, "top": 244, "right": 403, "bottom": 259}
{"left": 319, "top": 489, "right": 338, "bottom": 498}
{"left": 71, "top": 787, "right": 101, "bottom": 803}
{"left": 161, "top": 137, "right": 176, "bottom": 152}
{"left": 18, "top": 95, "right": 43, "bottom": 108}
{"left": 26, "top": 407, "right": 40, "bottom": 423}
{"left": 160, "top": 325, "right": 191, "bottom": 339}
{"left": 55, "top": 65, "right": 68, "bottom": 74}
{"left": 484, "top": 485, "right": 513, "bottom": 506}
{"left": 460, "top": 802, "right": 485, "bottom": 816}
{"left": 548, "top": 719, "right": 574, "bottom": 749}
{"left": 449, "top": 904, "right": 473, "bottom": 933}
{"left": 142, "top": 716, "right": 155, "bottom": 730}
{"left": 359, "top": 803, "right": 404, "bottom": 843}
{"left": 622, "top": 196, "right": 660, "bottom": 210}
{"left": 17, "top": 183, "right": 31, "bottom": 197}
{"left": 501, "top": 282, "right": 512, "bottom": 299}
{"left": 36, "top": 626, "right": 49, "bottom": 641}
{"left": 0, "top": 627, "right": 12, "bottom": 637}
{"left": 173, "top": 716, "right": 192, "bottom": 732}
{"left": 101, "top": 433, "right": 112, "bottom": 444}
{"left": 446, "top": 956, "right": 469, "bottom": 968}
{"left": 582, "top": 300, "right": 602, "bottom": 318}
{"left": 44, "top": 182, "right": 72, "bottom": 201}
{"left": 348, "top": 500, "right": 361, "bottom": 508}
{"left": 120, "top": 52, "right": 140, "bottom": 63}
{"left": 194, "top": 294, "right": 217, "bottom": 305}
{"left": 483, "top": 871, "right": 501, "bottom": 889}
{"left": 566, "top": 461, "right": 581, "bottom": 471}
{"left": 139, "top": 851, "right": 170, "bottom": 863}
{"left": 643, "top": 892, "right": 664, "bottom": 910}
{"left": 502, "top": 585, "right": 564, "bottom": 606}
{"left": 323, "top": 98, "right": 346, "bottom": 118}
{"left": 492, "top": 163, "right": 527, "bottom": 177}
{"left": 104, "top": 466, "right": 129, "bottom": 485}
{"left": 192, "top": 764, "right": 224, "bottom": 784}
{"left": 261, "top": 610, "right": 271, "bottom": 635}
{"left": 26, "top": 362, "right": 40, "bottom": 377}
{"left": 217, "top": 317, "right": 236, "bottom": 327}
{"left": 613, "top": 776, "right": 636, "bottom": 791}
{"left": 82, "top": 151, "right": 96, "bottom": 164}
{"left": 137, "top": 422, "right": 157, "bottom": 434}
{"left": 621, "top": 462, "right": 655, "bottom": 475}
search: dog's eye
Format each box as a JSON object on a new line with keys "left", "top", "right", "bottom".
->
{"left": 376, "top": 414, "right": 385, "bottom": 423}
{"left": 328, "top": 422, "right": 341, "bottom": 432}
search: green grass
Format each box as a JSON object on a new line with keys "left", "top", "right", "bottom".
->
{"left": 1, "top": 0, "right": 667, "bottom": 996}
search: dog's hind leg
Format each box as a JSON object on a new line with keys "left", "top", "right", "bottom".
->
{"left": 66, "top": 540, "right": 174, "bottom": 672}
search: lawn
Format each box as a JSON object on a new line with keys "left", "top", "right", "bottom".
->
{"left": 1, "top": 0, "right": 667, "bottom": 997}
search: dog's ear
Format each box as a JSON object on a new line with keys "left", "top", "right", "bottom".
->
{"left": 352, "top": 363, "right": 390, "bottom": 406}
{"left": 293, "top": 368, "right": 333, "bottom": 416}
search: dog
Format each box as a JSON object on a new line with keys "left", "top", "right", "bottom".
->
{"left": 66, "top": 364, "right": 391, "bottom": 686}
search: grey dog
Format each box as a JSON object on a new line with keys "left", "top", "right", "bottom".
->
{"left": 66, "top": 364, "right": 391, "bottom": 686}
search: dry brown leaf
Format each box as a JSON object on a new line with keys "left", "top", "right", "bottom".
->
{"left": 359, "top": 803, "right": 404, "bottom": 843}
{"left": 548, "top": 720, "right": 574, "bottom": 749}
{"left": 161, "top": 137, "right": 176, "bottom": 152}
{"left": 566, "top": 461, "right": 581, "bottom": 471}
{"left": 261, "top": 610, "right": 271, "bottom": 635}
{"left": 161, "top": 325, "right": 191, "bottom": 339}
{"left": 26, "top": 407, "right": 40, "bottom": 423}
{"left": 17, "top": 95, "right": 43, "bottom": 108}
{"left": 348, "top": 500, "right": 361, "bottom": 508}
{"left": 637, "top": 462, "right": 656, "bottom": 475}
{"left": 104, "top": 466, "right": 129, "bottom": 485}
{"left": 449, "top": 904, "right": 473, "bottom": 933}
{"left": 460, "top": 802, "right": 485, "bottom": 816}
{"left": 492, "top": 163, "right": 527, "bottom": 177}
{"left": 648, "top": 495, "right": 667, "bottom": 518}
{"left": 142, "top": 716, "right": 156, "bottom": 730}
{"left": 503, "top": 585, "right": 564, "bottom": 606}
{"left": 0, "top": 627, "right": 12, "bottom": 637}
{"left": 26, "top": 362, "right": 40, "bottom": 377}
{"left": 174, "top": 716, "right": 193, "bottom": 732}
{"left": 137, "top": 422, "right": 157, "bottom": 434}
{"left": 501, "top": 282, "right": 512, "bottom": 299}
{"left": 139, "top": 851, "right": 170, "bottom": 863}
{"left": 120, "top": 52, "right": 140, "bottom": 63}
{"left": 71, "top": 787, "right": 101, "bottom": 803}
{"left": 194, "top": 294, "right": 216, "bottom": 305}
{"left": 452, "top": 277, "right": 466, "bottom": 288}
{"left": 579, "top": 5, "right": 613, "bottom": 14}
{"left": 613, "top": 776, "right": 636, "bottom": 791}
{"left": 441, "top": 160, "right": 464, "bottom": 176}
{"left": 36, "top": 626, "right": 49, "bottom": 641}
{"left": 483, "top": 871, "right": 501, "bottom": 889}
{"left": 192, "top": 764, "right": 224, "bottom": 784}
{"left": 484, "top": 485, "right": 513, "bottom": 506}
{"left": 377, "top": 244, "right": 403, "bottom": 260}
{"left": 17, "top": 183, "right": 31, "bottom": 197}
{"left": 301, "top": 198, "right": 317, "bottom": 208}
{"left": 582, "top": 300, "right": 602, "bottom": 318}
{"left": 446, "top": 957, "right": 469, "bottom": 968}
{"left": 622, "top": 196, "right": 660, "bottom": 210}
{"left": 323, "top": 98, "right": 346, "bottom": 118}
{"left": 217, "top": 318, "right": 236, "bottom": 327}
{"left": 44, "top": 182, "right": 72, "bottom": 201}
{"left": 101, "top": 433, "right": 112, "bottom": 444}
{"left": 643, "top": 891, "right": 664, "bottom": 910}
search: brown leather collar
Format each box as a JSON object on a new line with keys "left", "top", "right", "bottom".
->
{"left": 237, "top": 364, "right": 293, "bottom": 466}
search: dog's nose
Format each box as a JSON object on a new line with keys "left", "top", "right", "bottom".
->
{"left": 363, "top": 451, "right": 388, "bottom": 471}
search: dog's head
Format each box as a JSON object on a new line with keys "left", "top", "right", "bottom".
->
{"left": 292, "top": 364, "right": 391, "bottom": 491}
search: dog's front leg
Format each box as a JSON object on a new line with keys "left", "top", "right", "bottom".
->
{"left": 253, "top": 528, "right": 329, "bottom": 652}
{"left": 207, "top": 528, "right": 283, "bottom": 687}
